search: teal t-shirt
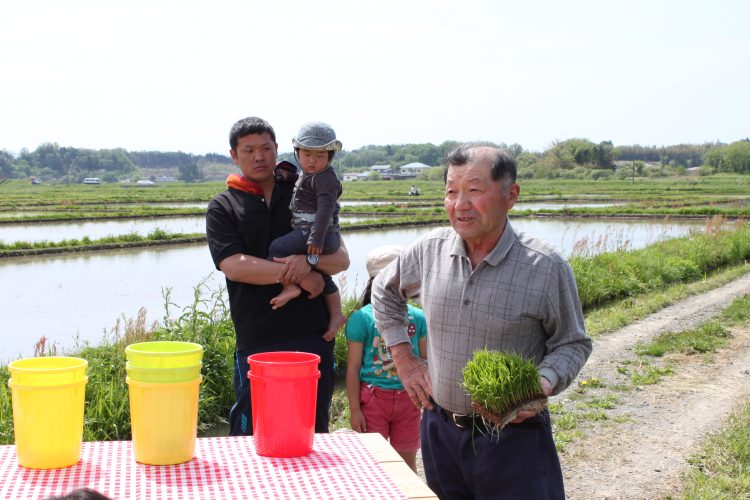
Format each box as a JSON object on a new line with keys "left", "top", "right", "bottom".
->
{"left": 345, "top": 303, "right": 427, "bottom": 390}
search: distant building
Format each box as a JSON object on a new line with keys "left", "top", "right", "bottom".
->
{"left": 370, "top": 164, "right": 392, "bottom": 174}
{"left": 342, "top": 172, "right": 360, "bottom": 181}
{"left": 155, "top": 176, "right": 177, "bottom": 183}
{"left": 370, "top": 164, "right": 392, "bottom": 179}
{"left": 83, "top": 177, "right": 101, "bottom": 185}
{"left": 399, "top": 162, "right": 431, "bottom": 178}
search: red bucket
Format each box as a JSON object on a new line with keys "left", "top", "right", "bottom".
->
{"left": 248, "top": 351, "right": 320, "bottom": 378}
{"left": 249, "top": 371, "right": 320, "bottom": 458}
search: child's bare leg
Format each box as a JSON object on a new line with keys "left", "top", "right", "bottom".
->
{"left": 270, "top": 284, "right": 301, "bottom": 310}
{"left": 398, "top": 450, "right": 418, "bottom": 472}
{"left": 322, "top": 291, "right": 346, "bottom": 341}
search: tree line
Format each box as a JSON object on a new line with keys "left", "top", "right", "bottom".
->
{"left": 2, "top": 138, "right": 749, "bottom": 183}
{"left": 289, "top": 138, "right": 750, "bottom": 180}
{"left": 0, "top": 145, "right": 231, "bottom": 183}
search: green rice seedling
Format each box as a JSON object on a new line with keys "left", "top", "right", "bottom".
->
{"left": 463, "top": 349, "right": 547, "bottom": 431}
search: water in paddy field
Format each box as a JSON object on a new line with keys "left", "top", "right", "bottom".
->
{"left": 0, "top": 217, "right": 703, "bottom": 362}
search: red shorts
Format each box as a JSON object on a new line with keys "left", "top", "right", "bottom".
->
{"left": 359, "top": 382, "right": 421, "bottom": 452}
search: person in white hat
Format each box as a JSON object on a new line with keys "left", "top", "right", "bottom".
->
{"left": 345, "top": 244, "right": 427, "bottom": 472}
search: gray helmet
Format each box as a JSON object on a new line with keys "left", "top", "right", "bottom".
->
{"left": 292, "top": 122, "right": 342, "bottom": 151}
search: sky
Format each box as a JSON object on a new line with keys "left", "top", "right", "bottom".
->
{"left": 2, "top": 0, "right": 748, "bottom": 157}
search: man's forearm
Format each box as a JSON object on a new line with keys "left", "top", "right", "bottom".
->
{"left": 219, "top": 253, "right": 284, "bottom": 285}
{"left": 316, "top": 240, "right": 349, "bottom": 275}
{"left": 389, "top": 342, "right": 417, "bottom": 364}
{"left": 371, "top": 270, "right": 412, "bottom": 347}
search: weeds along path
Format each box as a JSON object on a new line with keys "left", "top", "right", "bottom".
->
{"left": 580, "top": 272, "right": 750, "bottom": 368}
{"left": 557, "top": 272, "right": 750, "bottom": 499}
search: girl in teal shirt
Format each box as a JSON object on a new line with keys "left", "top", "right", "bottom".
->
{"left": 346, "top": 245, "right": 427, "bottom": 472}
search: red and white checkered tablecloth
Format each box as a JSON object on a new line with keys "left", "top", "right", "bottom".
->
{"left": 0, "top": 433, "right": 407, "bottom": 500}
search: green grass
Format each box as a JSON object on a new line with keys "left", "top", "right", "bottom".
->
{"left": 0, "top": 179, "right": 225, "bottom": 207}
{"left": 576, "top": 376, "right": 606, "bottom": 392}
{"left": 580, "top": 410, "right": 608, "bottom": 422}
{"left": 584, "top": 262, "right": 750, "bottom": 337}
{"left": 329, "top": 382, "right": 351, "bottom": 432}
{"left": 571, "top": 219, "right": 750, "bottom": 310}
{"left": 629, "top": 364, "right": 674, "bottom": 385}
{"left": 0, "top": 229, "right": 204, "bottom": 253}
{"left": 681, "top": 403, "right": 750, "bottom": 499}
{"left": 577, "top": 395, "right": 619, "bottom": 411}
{"left": 719, "top": 294, "right": 750, "bottom": 324}
{"left": 635, "top": 322, "right": 732, "bottom": 357}
{"left": 548, "top": 401, "right": 565, "bottom": 415}
{"left": 551, "top": 410, "right": 584, "bottom": 452}
{"left": 552, "top": 392, "right": 619, "bottom": 451}
{"left": 554, "top": 413, "right": 579, "bottom": 431}
{"left": 5, "top": 174, "right": 749, "bottom": 206}
{"left": 631, "top": 293, "right": 750, "bottom": 360}
{"left": 0, "top": 370, "right": 11, "bottom": 444}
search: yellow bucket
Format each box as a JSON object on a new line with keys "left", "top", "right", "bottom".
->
{"left": 126, "top": 361, "right": 202, "bottom": 383}
{"left": 9, "top": 377, "right": 88, "bottom": 469}
{"left": 125, "top": 341, "right": 203, "bottom": 368}
{"left": 127, "top": 376, "right": 201, "bottom": 465}
{"left": 8, "top": 357, "right": 88, "bottom": 386}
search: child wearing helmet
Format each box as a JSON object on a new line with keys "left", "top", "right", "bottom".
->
{"left": 345, "top": 245, "right": 428, "bottom": 472}
{"left": 267, "top": 121, "right": 346, "bottom": 340}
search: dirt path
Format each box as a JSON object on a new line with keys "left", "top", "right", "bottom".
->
{"left": 557, "top": 272, "right": 750, "bottom": 499}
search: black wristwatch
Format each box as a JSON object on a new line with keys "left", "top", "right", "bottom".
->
{"left": 306, "top": 254, "right": 319, "bottom": 269}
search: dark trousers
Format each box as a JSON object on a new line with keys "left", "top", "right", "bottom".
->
{"left": 268, "top": 228, "right": 340, "bottom": 295}
{"left": 421, "top": 404, "right": 565, "bottom": 500}
{"left": 229, "top": 334, "right": 335, "bottom": 436}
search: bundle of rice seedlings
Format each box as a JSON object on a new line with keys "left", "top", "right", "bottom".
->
{"left": 462, "top": 349, "right": 548, "bottom": 431}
